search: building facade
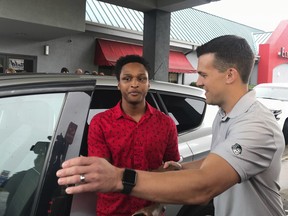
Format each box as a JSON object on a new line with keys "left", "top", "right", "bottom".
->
{"left": 1, "top": 0, "right": 287, "bottom": 85}
{"left": 258, "top": 20, "right": 288, "bottom": 83}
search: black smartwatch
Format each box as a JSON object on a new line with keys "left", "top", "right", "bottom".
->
{"left": 121, "top": 168, "right": 137, "bottom": 194}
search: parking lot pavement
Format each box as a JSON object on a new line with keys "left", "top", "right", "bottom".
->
{"left": 280, "top": 145, "right": 288, "bottom": 215}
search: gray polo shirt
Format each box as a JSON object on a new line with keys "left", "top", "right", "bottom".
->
{"left": 211, "top": 90, "right": 286, "bottom": 216}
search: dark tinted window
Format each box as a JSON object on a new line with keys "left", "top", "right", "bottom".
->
{"left": 88, "top": 89, "right": 157, "bottom": 124}
{"left": 87, "top": 89, "right": 205, "bottom": 134}
{"left": 157, "top": 93, "right": 206, "bottom": 133}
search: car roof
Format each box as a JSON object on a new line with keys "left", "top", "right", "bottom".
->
{"left": 0, "top": 73, "right": 205, "bottom": 98}
{"left": 94, "top": 75, "right": 205, "bottom": 97}
{"left": 254, "top": 83, "right": 288, "bottom": 89}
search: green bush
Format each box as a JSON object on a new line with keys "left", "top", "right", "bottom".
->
{"left": 190, "top": 82, "right": 198, "bottom": 87}
{"left": 249, "top": 84, "right": 256, "bottom": 90}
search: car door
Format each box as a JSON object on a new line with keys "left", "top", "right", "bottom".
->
{"left": 0, "top": 92, "right": 66, "bottom": 216}
{"left": 150, "top": 91, "right": 207, "bottom": 161}
{"left": 36, "top": 91, "right": 93, "bottom": 216}
{"left": 0, "top": 77, "right": 97, "bottom": 216}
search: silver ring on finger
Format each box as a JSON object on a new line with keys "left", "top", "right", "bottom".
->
{"left": 80, "top": 174, "right": 86, "bottom": 183}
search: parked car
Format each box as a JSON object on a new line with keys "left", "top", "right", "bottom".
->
{"left": 0, "top": 74, "right": 217, "bottom": 216}
{"left": 0, "top": 171, "right": 9, "bottom": 186}
{"left": 254, "top": 83, "right": 288, "bottom": 145}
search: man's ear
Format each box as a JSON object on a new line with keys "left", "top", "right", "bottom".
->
{"left": 117, "top": 83, "right": 120, "bottom": 90}
{"left": 226, "top": 68, "right": 237, "bottom": 84}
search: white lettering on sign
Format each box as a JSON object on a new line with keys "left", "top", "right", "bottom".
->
{"left": 278, "top": 47, "right": 288, "bottom": 59}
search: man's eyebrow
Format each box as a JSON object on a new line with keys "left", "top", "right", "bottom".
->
{"left": 122, "top": 71, "right": 147, "bottom": 76}
{"left": 121, "top": 70, "right": 134, "bottom": 75}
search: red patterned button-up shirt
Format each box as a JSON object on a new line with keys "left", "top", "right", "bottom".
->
{"left": 88, "top": 101, "right": 180, "bottom": 216}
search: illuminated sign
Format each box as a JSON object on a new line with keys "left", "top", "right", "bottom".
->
{"left": 278, "top": 47, "right": 288, "bottom": 59}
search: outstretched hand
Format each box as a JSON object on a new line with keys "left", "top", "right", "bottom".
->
{"left": 154, "top": 161, "right": 182, "bottom": 172}
{"left": 56, "top": 156, "right": 122, "bottom": 194}
{"left": 163, "top": 161, "right": 182, "bottom": 170}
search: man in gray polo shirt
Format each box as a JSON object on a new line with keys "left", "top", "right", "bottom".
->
{"left": 212, "top": 90, "right": 284, "bottom": 215}
{"left": 57, "top": 35, "right": 286, "bottom": 216}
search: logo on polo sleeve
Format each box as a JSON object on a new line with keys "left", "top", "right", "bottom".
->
{"left": 231, "top": 143, "right": 242, "bottom": 155}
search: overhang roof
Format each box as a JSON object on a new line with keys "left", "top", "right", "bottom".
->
{"left": 86, "top": 0, "right": 265, "bottom": 54}
{"left": 98, "top": 0, "right": 220, "bottom": 12}
{"left": 0, "top": 0, "right": 216, "bottom": 41}
{"left": 95, "top": 39, "right": 196, "bottom": 73}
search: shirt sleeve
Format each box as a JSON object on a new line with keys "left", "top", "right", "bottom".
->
{"left": 88, "top": 113, "right": 111, "bottom": 159}
{"left": 163, "top": 117, "right": 180, "bottom": 162}
{"left": 211, "top": 118, "right": 277, "bottom": 182}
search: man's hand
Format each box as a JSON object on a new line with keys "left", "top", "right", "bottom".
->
{"left": 56, "top": 156, "right": 122, "bottom": 194}
{"left": 154, "top": 161, "right": 182, "bottom": 172}
{"left": 163, "top": 161, "right": 182, "bottom": 170}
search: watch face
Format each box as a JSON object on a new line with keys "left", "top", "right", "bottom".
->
{"left": 123, "top": 169, "right": 136, "bottom": 185}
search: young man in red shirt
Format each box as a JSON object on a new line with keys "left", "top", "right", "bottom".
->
{"left": 88, "top": 55, "right": 180, "bottom": 216}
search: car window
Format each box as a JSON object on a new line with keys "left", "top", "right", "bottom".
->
{"left": 157, "top": 93, "right": 206, "bottom": 133}
{"left": 0, "top": 93, "right": 65, "bottom": 216}
{"left": 87, "top": 89, "right": 205, "bottom": 134}
{"left": 88, "top": 89, "right": 120, "bottom": 124}
{"left": 87, "top": 89, "right": 158, "bottom": 124}
{"left": 255, "top": 86, "right": 288, "bottom": 101}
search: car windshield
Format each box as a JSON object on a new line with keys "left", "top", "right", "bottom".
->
{"left": 254, "top": 86, "right": 288, "bottom": 101}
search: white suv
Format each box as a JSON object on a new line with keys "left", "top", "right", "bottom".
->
{"left": 254, "top": 83, "right": 288, "bottom": 145}
{"left": 0, "top": 74, "right": 217, "bottom": 216}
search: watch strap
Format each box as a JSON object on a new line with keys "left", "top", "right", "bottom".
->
{"left": 121, "top": 182, "right": 134, "bottom": 194}
{"left": 121, "top": 168, "right": 137, "bottom": 194}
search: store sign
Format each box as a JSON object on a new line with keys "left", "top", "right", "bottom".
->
{"left": 278, "top": 47, "right": 288, "bottom": 59}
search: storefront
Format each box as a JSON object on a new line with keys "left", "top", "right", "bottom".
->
{"left": 0, "top": 54, "right": 37, "bottom": 73}
{"left": 94, "top": 38, "right": 196, "bottom": 83}
{"left": 258, "top": 20, "right": 288, "bottom": 83}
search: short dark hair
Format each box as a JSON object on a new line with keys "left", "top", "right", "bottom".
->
{"left": 114, "top": 55, "right": 151, "bottom": 81}
{"left": 196, "top": 35, "right": 255, "bottom": 84}
{"left": 61, "top": 67, "right": 69, "bottom": 73}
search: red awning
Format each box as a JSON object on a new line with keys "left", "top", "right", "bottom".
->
{"left": 95, "top": 39, "right": 196, "bottom": 73}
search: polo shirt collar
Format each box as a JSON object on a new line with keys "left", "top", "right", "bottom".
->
{"left": 220, "top": 90, "right": 256, "bottom": 120}
{"left": 113, "top": 101, "right": 154, "bottom": 120}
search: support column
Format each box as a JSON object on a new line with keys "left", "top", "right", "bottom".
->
{"left": 143, "top": 10, "right": 171, "bottom": 81}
